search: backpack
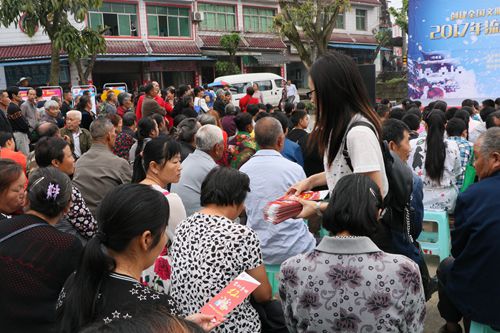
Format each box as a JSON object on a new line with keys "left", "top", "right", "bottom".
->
{"left": 342, "top": 121, "right": 414, "bottom": 248}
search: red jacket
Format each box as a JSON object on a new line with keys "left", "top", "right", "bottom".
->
{"left": 239, "top": 94, "right": 259, "bottom": 112}
{"left": 136, "top": 95, "right": 166, "bottom": 121}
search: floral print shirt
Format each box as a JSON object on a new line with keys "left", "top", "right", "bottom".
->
{"left": 279, "top": 236, "right": 426, "bottom": 333}
{"left": 228, "top": 131, "right": 258, "bottom": 169}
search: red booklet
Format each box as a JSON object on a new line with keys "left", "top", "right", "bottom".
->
{"left": 200, "top": 272, "right": 260, "bottom": 321}
{"left": 264, "top": 191, "right": 328, "bottom": 224}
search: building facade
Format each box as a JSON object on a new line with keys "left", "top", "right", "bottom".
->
{"left": 0, "top": 0, "right": 380, "bottom": 91}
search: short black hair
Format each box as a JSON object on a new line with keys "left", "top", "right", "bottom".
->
{"left": 495, "top": 98, "right": 500, "bottom": 106}
{"left": 445, "top": 107, "right": 459, "bottom": 120}
{"left": 389, "top": 107, "right": 404, "bottom": 120}
{"left": 402, "top": 113, "right": 420, "bottom": 131}
{"left": 480, "top": 106, "right": 496, "bottom": 122}
{"left": 144, "top": 83, "right": 155, "bottom": 94}
{"left": 295, "top": 102, "right": 306, "bottom": 111}
{"left": 122, "top": 112, "right": 136, "bottom": 127}
{"left": 380, "top": 98, "right": 390, "bottom": 105}
{"left": 482, "top": 99, "right": 495, "bottom": 108}
{"left": 462, "top": 99, "right": 474, "bottom": 108}
{"left": 284, "top": 102, "right": 294, "bottom": 115}
{"left": 246, "top": 104, "right": 259, "bottom": 117}
{"left": 290, "top": 110, "right": 307, "bottom": 127}
{"left": 0, "top": 131, "right": 14, "bottom": 147}
{"left": 200, "top": 167, "right": 250, "bottom": 207}
{"left": 486, "top": 111, "right": 500, "bottom": 129}
{"left": 382, "top": 119, "right": 409, "bottom": 145}
{"left": 460, "top": 106, "right": 474, "bottom": 117}
{"left": 35, "top": 137, "right": 69, "bottom": 167}
{"left": 234, "top": 112, "right": 253, "bottom": 132}
{"left": 246, "top": 86, "right": 254, "bottom": 96}
{"left": 323, "top": 174, "right": 382, "bottom": 237}
{"left": 434, "top": 100, "right": 448, "bottom": 112}
{"left": 6, "top": 86, "right": 19, "bottom": 99}
{"left": 376, "top": 104, "right": 390, "bottom": 117}
{"left": 35, "top": 87, "right": 43, "bottom": 98}
{"left": 271, "top": 111, "right": 290, "bottom": 133}
{"left": 446, "top": 118, "right": 466, "bottom": 137}
{"left": 257, "top": 103, "right": 266, "bottom": 111}
{"left": 406, "top": 107, "right": 421, "bottom": 119}
{"left": 414, "top": 100, "right": 422, "bottom": 107}
{"left": 254, "top": 112, "right": 270, "bottom": 122}
{"left": 193, "top": 86, "right": 203, "bottom": 96}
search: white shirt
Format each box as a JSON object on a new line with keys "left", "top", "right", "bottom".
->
{"left": 324, "top": 115, "right": 389, "bottom": 197}
{"left": 194, "top": 97, "right": 209, "bottom": 113}
{"left": 72, "top": 129, "right": 82, "bottom": 158}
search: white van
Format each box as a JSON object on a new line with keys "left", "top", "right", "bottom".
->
{"left": 214, "top": 73, "right": 285, "bottom": 106}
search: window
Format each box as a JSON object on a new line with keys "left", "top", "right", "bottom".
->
{"left": 231, "top": 82, "right": 251, "bottom": 94}
{"left": 335, "top": 12, "right": 345, "bottom": 29}
{"left": 356, "top": 9, "right": 367, "bottom": 31}
{"left": 89, "top": 2, "right": 138, "bottom": 36}
{"left": 274, "top": 79, "right": 283, "bottom": 88}
{"left": 254, "top": 80, "right": 272, "bottom": 91}
{"left": 198, "top": 3, "right": 236, "bottom": 31}
{"left": 147, "top": 6, "right": 190, "bottom": 37}
{"left": 243, "top": 7, "right": 275, "bottom": 33}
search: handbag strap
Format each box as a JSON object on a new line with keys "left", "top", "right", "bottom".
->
{"left": 0, "top": 223, "right": 47, "bottom": 245}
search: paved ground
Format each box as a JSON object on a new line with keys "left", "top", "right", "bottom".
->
{"left": 424, "top": 255, "right": 443, "bottom": 333}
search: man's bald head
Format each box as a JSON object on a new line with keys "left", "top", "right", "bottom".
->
{"left": 255, "top": 117, "right": 284, "bottom": 149}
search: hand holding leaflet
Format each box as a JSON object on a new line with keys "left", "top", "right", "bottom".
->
{"left": 264, "top": 190, "right": 328, "bottom": 224}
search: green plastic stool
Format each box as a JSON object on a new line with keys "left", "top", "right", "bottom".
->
{"left": 461, "top": 152, "right": 476, "bottom": 192}
{"left": 417, "top": 210, "right": 451, "bottom": 262}
{"left": 470, "top": 321, "right": 500, "bottom": 333}
{"left": 265, "top": 264, "right": 281, "bottom": 296}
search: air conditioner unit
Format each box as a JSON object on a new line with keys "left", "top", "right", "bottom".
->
{"left": 192, "top": 11, "right": 204, "bottom": 22}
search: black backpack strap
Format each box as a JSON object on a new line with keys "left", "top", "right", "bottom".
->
{"left": 342, "top": 121, "right": 378, "bottom": 171}
{"left": 0, "top": 223, "right": 47, "bottom": 245}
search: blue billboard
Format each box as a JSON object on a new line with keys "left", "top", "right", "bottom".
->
{"left": 408, "top": 1, "right": 500, "bottom": 105}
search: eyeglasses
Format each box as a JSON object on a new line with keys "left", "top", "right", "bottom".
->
{"left": 306, "top": 90, "right": 315, "bottom": 99}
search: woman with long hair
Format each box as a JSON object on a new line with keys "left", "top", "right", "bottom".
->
{"left": 136, "top": 137, "right": 186, "bottom": 293}
{"left": 279, "top": 174, "right": 426, "bottom": 332}
{"left": 57, "top": 184, "right": 220, "bottom": 332}
{"left": 289, "top": 51, "right": 387, "bottom": 217}
{"left": 408, "top": 110, "right": 461, "bottom": 211}
{"left": 129, "top": 117, "right": 159, "bottom": 177}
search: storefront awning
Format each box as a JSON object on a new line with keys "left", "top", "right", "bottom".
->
{"left": 328, "top": 43, "right": 391, "bottom": 51}
{"left": 1, "top": 58, "right": 68, "bottom": 66}
{"left": 96, "top": 56, "right": 214, "bottom": 62}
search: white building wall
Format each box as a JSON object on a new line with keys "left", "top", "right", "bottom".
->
{"left": 333, "top": 4, "right": 379, "bottom": 35}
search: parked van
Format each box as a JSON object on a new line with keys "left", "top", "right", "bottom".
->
{"left": 214, "top": 73, "right": 285, "bottom": 106}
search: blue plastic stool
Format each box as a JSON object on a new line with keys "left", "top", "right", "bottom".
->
{"left": 470, "top": 321, "right": 500, "bottom": 333}
{"left": 265, "top": 264, "right": 281, "bottom": 296}
{"left": 417, "top": 210, "right": 451, "bottom": 261}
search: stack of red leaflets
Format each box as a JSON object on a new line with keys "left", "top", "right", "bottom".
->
{"left": 264, "top": 191, "right": 327, "bottom": 224}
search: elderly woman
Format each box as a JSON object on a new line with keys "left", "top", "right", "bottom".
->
{"left": 0, "top": 167, "right": 82, "bottom": 332}
{"left": 59, "top": 110, "right": 92, "bottom": 159}
{"left": 116, "top": 92, "right": 133, "bottom": 117}
{"left": 279, "top": 174, "right": 426, "bottom": 333}
{"left": 0, "top": 159, "right": 26, "bottom": 221}
{"left": 56, "top": 184, "right": 219, "bottom": 332}
{"left": 40, "top": 99, "right": 61, "bottom": 126}
{"left": 176, "top": 118, "right": 201, "bottom": 162}
{"left": 171, "top": 167, "right": 272, "bottom": 333}
{"left": 35, "top": 137, "right": 97, "bottom": 241}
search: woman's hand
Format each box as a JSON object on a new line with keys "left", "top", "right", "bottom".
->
{"left": 287, "top": 178, "right": 312, "bottom": 195}
{"left": 296, "top": 198, "right": 318, "bottom": 219}
{"left": 186, "top": 313, "right": 223, "bottom": 331}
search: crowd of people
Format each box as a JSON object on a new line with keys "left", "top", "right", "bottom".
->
{"left": 0, "top": 51, "right": 500, "bottom": 333}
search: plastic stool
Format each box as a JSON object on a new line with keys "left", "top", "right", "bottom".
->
{"left": 265, "top": 264, "right": 281, "bottom": 296}
{"left": 470, "top": 321, "right": 500, "bottom": 333}
{"left": 417, "top": 210, "right": 451, "bottom": 261}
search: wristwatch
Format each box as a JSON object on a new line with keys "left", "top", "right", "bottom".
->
{"left": 315, "top": 201, "right": 323, "bottom": 217}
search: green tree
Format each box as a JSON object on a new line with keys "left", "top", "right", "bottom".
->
{"left": 0, "top": 0, "right": 105, "bottom": 85}
{"left": 220, "top": 33, "right": 241, "bottom": 66}
{"left": 389, "top": 0, "right": 408, "bottom": 34}
{"left": 274, "top": 0, "right": 349, "bottom": 70}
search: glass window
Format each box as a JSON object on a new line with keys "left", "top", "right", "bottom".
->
{"left": 146, "top": 5, "right": 191, "bottom": 37}
{"left": 356, "top": 9, "right": 367, "bottom": 31}
{"left": 148, "top": 15, "right": 159, "bottom": 36}
{"left": 231, "top": 82, "right": 251, "bottom": 94}
{"left": 335, "top": 12, "right": 345, "bottom": 29}
{"left": 89, "top": 2, "right": 138, "bottom": 36}
{"left": 198, "top": 3, "right": 236, "bottom": 31}
{"left": 243, "top": 7, "right": 275, "bottom": 33}
{"left": 274, "top": 79, "right": 283, "bottom": 88}
{"left": 254, "top": 80, "right": 272, "bottom": 91}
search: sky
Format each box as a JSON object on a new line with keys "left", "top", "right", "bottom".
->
{"left": 387, "top": 0, "right": 403, "bottom": 9}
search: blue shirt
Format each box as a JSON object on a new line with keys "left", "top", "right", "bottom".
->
{"left": 171, "top": 149, "right": 216, "bottom": 216}
{"left": 240, "top": 149, "right": 315, "bottom": 265}
{"left": 282, "top": 138, "right": 304, "bottom": 167}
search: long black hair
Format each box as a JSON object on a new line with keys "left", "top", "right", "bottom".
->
{"left": 58, "top": 184, "right": 169, "bottom": 332}
{"left": 424, "top": 110, "right": 447, "bottom": 183}
{"left": 323, "top": 174, "right": 382, "bottom": 236}
{"left": 132, "top": 117, "right": 158, "bottom": 182}
{"left": 132, "top": 137, "right": 181, "bottom": 183}
{"left": 308, "top": 51, "right": 381, "bottom": 166}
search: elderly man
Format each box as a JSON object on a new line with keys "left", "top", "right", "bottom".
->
{"left": 240, "top": 117, "right": 315, "bottom": 265}
{"left": 40, "top": 100, "right": 60, "bottom": 125}
{"left": 60, "top": 110, "right": 92, "bottom": 159}
{"left": 437, "top": 128, "right": 500, "bottom": 333}
{"left": 171, "top": 124, "right": 224, "bottom": 216}
{"left": 73, "top": 118, "right": 131, "bottom": 216}
{"left": 20, "top": 88, "right": 39, "bottom": 131}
